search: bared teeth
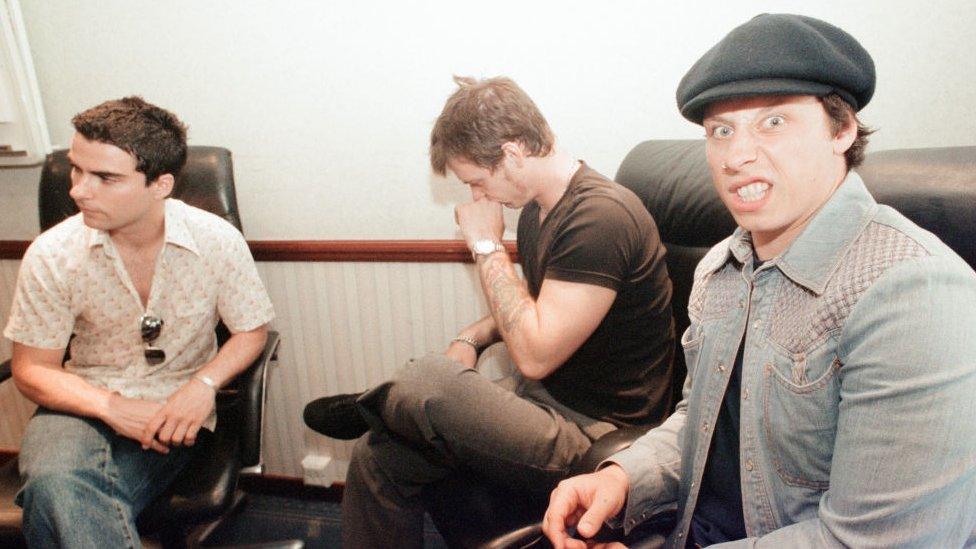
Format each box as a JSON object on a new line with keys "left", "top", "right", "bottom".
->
{"left": 737, "top": 182, "right": 769, "bottom": 202}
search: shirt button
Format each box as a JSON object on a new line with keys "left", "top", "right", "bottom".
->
{"left": 677, "top": 532, "right": 684, "bottom": 538}
{"left": 745, "top": 460, "right": 754, "bottom": 471}
{"left": 701, "top": 421, "right": 709, "bottom": 432}
{"left": 743, "top": 389, "right": 749, "bottom": 400}
{"left": 738, "top": 299, "right": 745, "bottom": 308}
{"left": 753, "top": 320, "right": 762, "bottom": 330}
{"left": 717, "top": 363, "right": 726, "bottom": 373}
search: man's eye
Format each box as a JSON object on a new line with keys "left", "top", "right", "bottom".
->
{"left": 763, "top": 115, "right": 786, "bottom": 129}
{"left": 710, "top": 126, "right": 733, "bottom": 139}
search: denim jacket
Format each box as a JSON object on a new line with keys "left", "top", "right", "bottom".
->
{"left": 612, "top": 173, "right": 976, "bottom": 548}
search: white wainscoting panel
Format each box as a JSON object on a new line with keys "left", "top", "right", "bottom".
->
{"left": 0, "top": 259, "right": 489, "bottom": 480}
{"left": 0, "top": 259, "right": 36, "bottom": 450}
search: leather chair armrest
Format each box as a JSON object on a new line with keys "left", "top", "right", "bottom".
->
{"left": 224, "top": 330, "right": 280, "bottom": 471}
{"left": 0, "top": 359, "right": 11, "bottom": 384}
{"left": 570, "top": 424, "right": 655, "bottom": 476}
{"left": 136, "top": 427, "right": 241, "bottom": 533}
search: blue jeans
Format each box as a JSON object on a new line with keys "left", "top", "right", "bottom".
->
{"left": 16, "top": 408, "right": 197, "bottom": 549}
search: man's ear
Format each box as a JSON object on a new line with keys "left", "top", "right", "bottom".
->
{"left": 150, "top": 173, "right": 175, "bottom": 199}
{"left": 501, "top": 141, "right": 525, "bottom": 169}
{"left": 832, "top": 113, "right": 857, "bottom": 157}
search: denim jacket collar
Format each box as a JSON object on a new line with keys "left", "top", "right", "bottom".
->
{"left": 712, "top": 172, "right": 878, "bottom": 295}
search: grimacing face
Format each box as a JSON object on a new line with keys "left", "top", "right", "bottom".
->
{"left": 67, "top": 133, "right": 169, "bottom": 236}
{"left": 702, "top": 95, "right": 856, "bottom": 258}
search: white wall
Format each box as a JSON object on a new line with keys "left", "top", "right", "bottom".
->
{"left": 0, "top": 0, "right": 973, "bottom": 241}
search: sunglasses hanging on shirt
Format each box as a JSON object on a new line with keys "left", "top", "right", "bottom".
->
{"left": 139, "top": 314, "right": 166, "bottom": 365}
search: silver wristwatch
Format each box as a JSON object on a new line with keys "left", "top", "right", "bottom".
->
{"left": 471, "top": 239, "right": 505, "bottom": 261}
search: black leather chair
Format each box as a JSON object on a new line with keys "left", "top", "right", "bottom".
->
{"left": 0, "top": 146, "right": 281, "bottom": 548}
{"left": 422, "top": 140, "right": 976, "bottom": 548}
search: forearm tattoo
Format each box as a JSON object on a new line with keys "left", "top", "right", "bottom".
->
{"left": 480, "top": 253, "right": 530, "bottom": 335}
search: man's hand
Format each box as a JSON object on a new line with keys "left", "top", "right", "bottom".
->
{"left": 455, "top": 197, "right": 504, "bottom": 249}
{"left": 140, "top": 378, "right": 215, "bottom": 449}
{"left": 102, "top": 393, "right": 169, "bottom": 453}
{"left": 543, "top": 465, "right": 630, "bottom": 549}
{"left": 443, "top": 340, "right": 478, "bottom": 370}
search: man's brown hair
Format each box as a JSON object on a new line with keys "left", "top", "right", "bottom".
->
{"left": 430, "top": 76, "right": 554, "bottom": 176}
{"left": 820, "top": 93, "right": 874, "bottom": 171}
{"left": 72, "top": 96, "right": 188, "bottom": 184}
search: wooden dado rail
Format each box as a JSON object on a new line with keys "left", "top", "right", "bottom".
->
{"left": 0, "top": 240, "right": 519, "bottom": 263}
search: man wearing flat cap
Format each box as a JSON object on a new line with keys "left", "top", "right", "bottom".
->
{"left": 544, "top": 13, "right": 976, "bottom": 548}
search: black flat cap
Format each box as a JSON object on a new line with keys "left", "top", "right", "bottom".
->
{"left": 676, "top": 13, "right": 875, "bottom": 124}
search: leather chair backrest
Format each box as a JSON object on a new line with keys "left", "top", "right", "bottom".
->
{"left": 615, "top": 140, "right": 976, "bottom": 404}
{"left": 38, "top": 146, "right": 242, "bottom": 232}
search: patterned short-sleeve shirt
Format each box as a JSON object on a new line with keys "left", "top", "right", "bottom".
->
{"left": 4, "top": 199, "right": 275, "bottom": 430}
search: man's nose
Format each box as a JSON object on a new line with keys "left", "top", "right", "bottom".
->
{"left": 723, "top": 131, "right": 758, "bottom": 172}
{"left": 69, "top": 173, "right": 92, "bottom": 201}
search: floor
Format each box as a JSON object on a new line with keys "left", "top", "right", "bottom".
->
{"left": 204, "top": 491, "right": 448, "bottom": 548}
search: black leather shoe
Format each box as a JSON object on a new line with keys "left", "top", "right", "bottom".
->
{"left": 303, "top": 392, "right": 369, "bottom": 439}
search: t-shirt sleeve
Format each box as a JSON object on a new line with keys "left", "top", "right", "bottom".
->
{"left": 544, "top": 196, "right": 639, "bottom": 291}
{"left": 3, "top": 244, "right": 74, "bottom": 350}
{"left": 215, "top": 230, "right": 275, "bottom": 333}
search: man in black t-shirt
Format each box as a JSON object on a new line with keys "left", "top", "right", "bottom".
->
{"left": 305, "top": 76, "right": 674, "bottom": 549}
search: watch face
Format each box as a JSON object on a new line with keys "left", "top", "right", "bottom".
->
{"left": 474, "top": 239, "right": 496, "bottom": 254}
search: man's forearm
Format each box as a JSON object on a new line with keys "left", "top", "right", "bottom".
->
{"left": 12, "top": 358, "right": 114, "bottom": 420}
{"left": 456, "top": 314, "right": 500, "bottom": 348}
{"left": 192, "top": 325, "right": 268, "bottom": 389}
{"left": 476, "top": 252, "right": 550, "bottom": 377}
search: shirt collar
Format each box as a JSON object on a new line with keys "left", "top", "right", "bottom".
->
{"left": 85, "top": 198, "right": 201, "bottom": 256}
{"left": 712, "top": 172, "right": 878, "bottom": 294}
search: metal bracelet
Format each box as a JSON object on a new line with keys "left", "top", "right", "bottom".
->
{"left": 193, "top": 374, "right": 218, "bottom": 392}
{"left": 450, "top": 335, "right": 481, "bottom": 351}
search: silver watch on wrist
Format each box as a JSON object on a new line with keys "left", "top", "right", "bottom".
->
{"left": 471, "top": 238, "right": 504, "bottom": 261}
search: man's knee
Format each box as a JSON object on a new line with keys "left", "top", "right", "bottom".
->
{"left": 19, "top": 470, "right": 92, "bottom": 516}
{"left": 347, "top": 435, "right": 373, "bottom": 477}
{"left": 389, "top": 354, "right": 462, "bottom": 406}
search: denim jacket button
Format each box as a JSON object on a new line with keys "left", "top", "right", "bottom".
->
{"left": 717, "top": 363, "right": 726, "bottom": 372}
{"left": 701, "top": 421, "right": 709, "bottom": 431}
{"left": 743, "top": 389, "right": 749, "bottom": 400}
{"left": 753, "top": 320, "right": 761, "bottom": 330}
{"left": 745, "top": 459, "right": 754, "bottom": 471}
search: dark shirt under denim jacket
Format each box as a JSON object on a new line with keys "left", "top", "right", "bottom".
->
{"left": 611, "top": 172, "right": 976, "bottom": 548}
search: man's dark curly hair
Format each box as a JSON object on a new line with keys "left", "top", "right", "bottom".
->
{"left": 71, "top": 96, "right": 187, "bottom": 184}
{"left": 819, "top": 93, "right": 874, "bottom": 171}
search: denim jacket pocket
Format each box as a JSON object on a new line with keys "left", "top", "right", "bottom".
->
{"left": 762, "top": 345, "right": 840, "bottom": 489}
{"left": 680, "top": 324, "right": 705, "bottom": 377}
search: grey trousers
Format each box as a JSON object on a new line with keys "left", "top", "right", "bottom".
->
{"left": 340, "top": 345, "right": 615, "bottom": 549}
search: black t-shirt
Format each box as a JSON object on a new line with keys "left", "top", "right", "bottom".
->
{"left": 517, "top": 163, "right": 674, "bottom": 427}
{"left": 690, "top": 343, "right": 747, "bottom": 546}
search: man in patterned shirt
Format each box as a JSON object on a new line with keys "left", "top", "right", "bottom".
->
{"left": 543, "top": 14, "right": 976, "bottom": 548}
{"left": 3, "top": 97, "right": 274, "bottom": 548}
